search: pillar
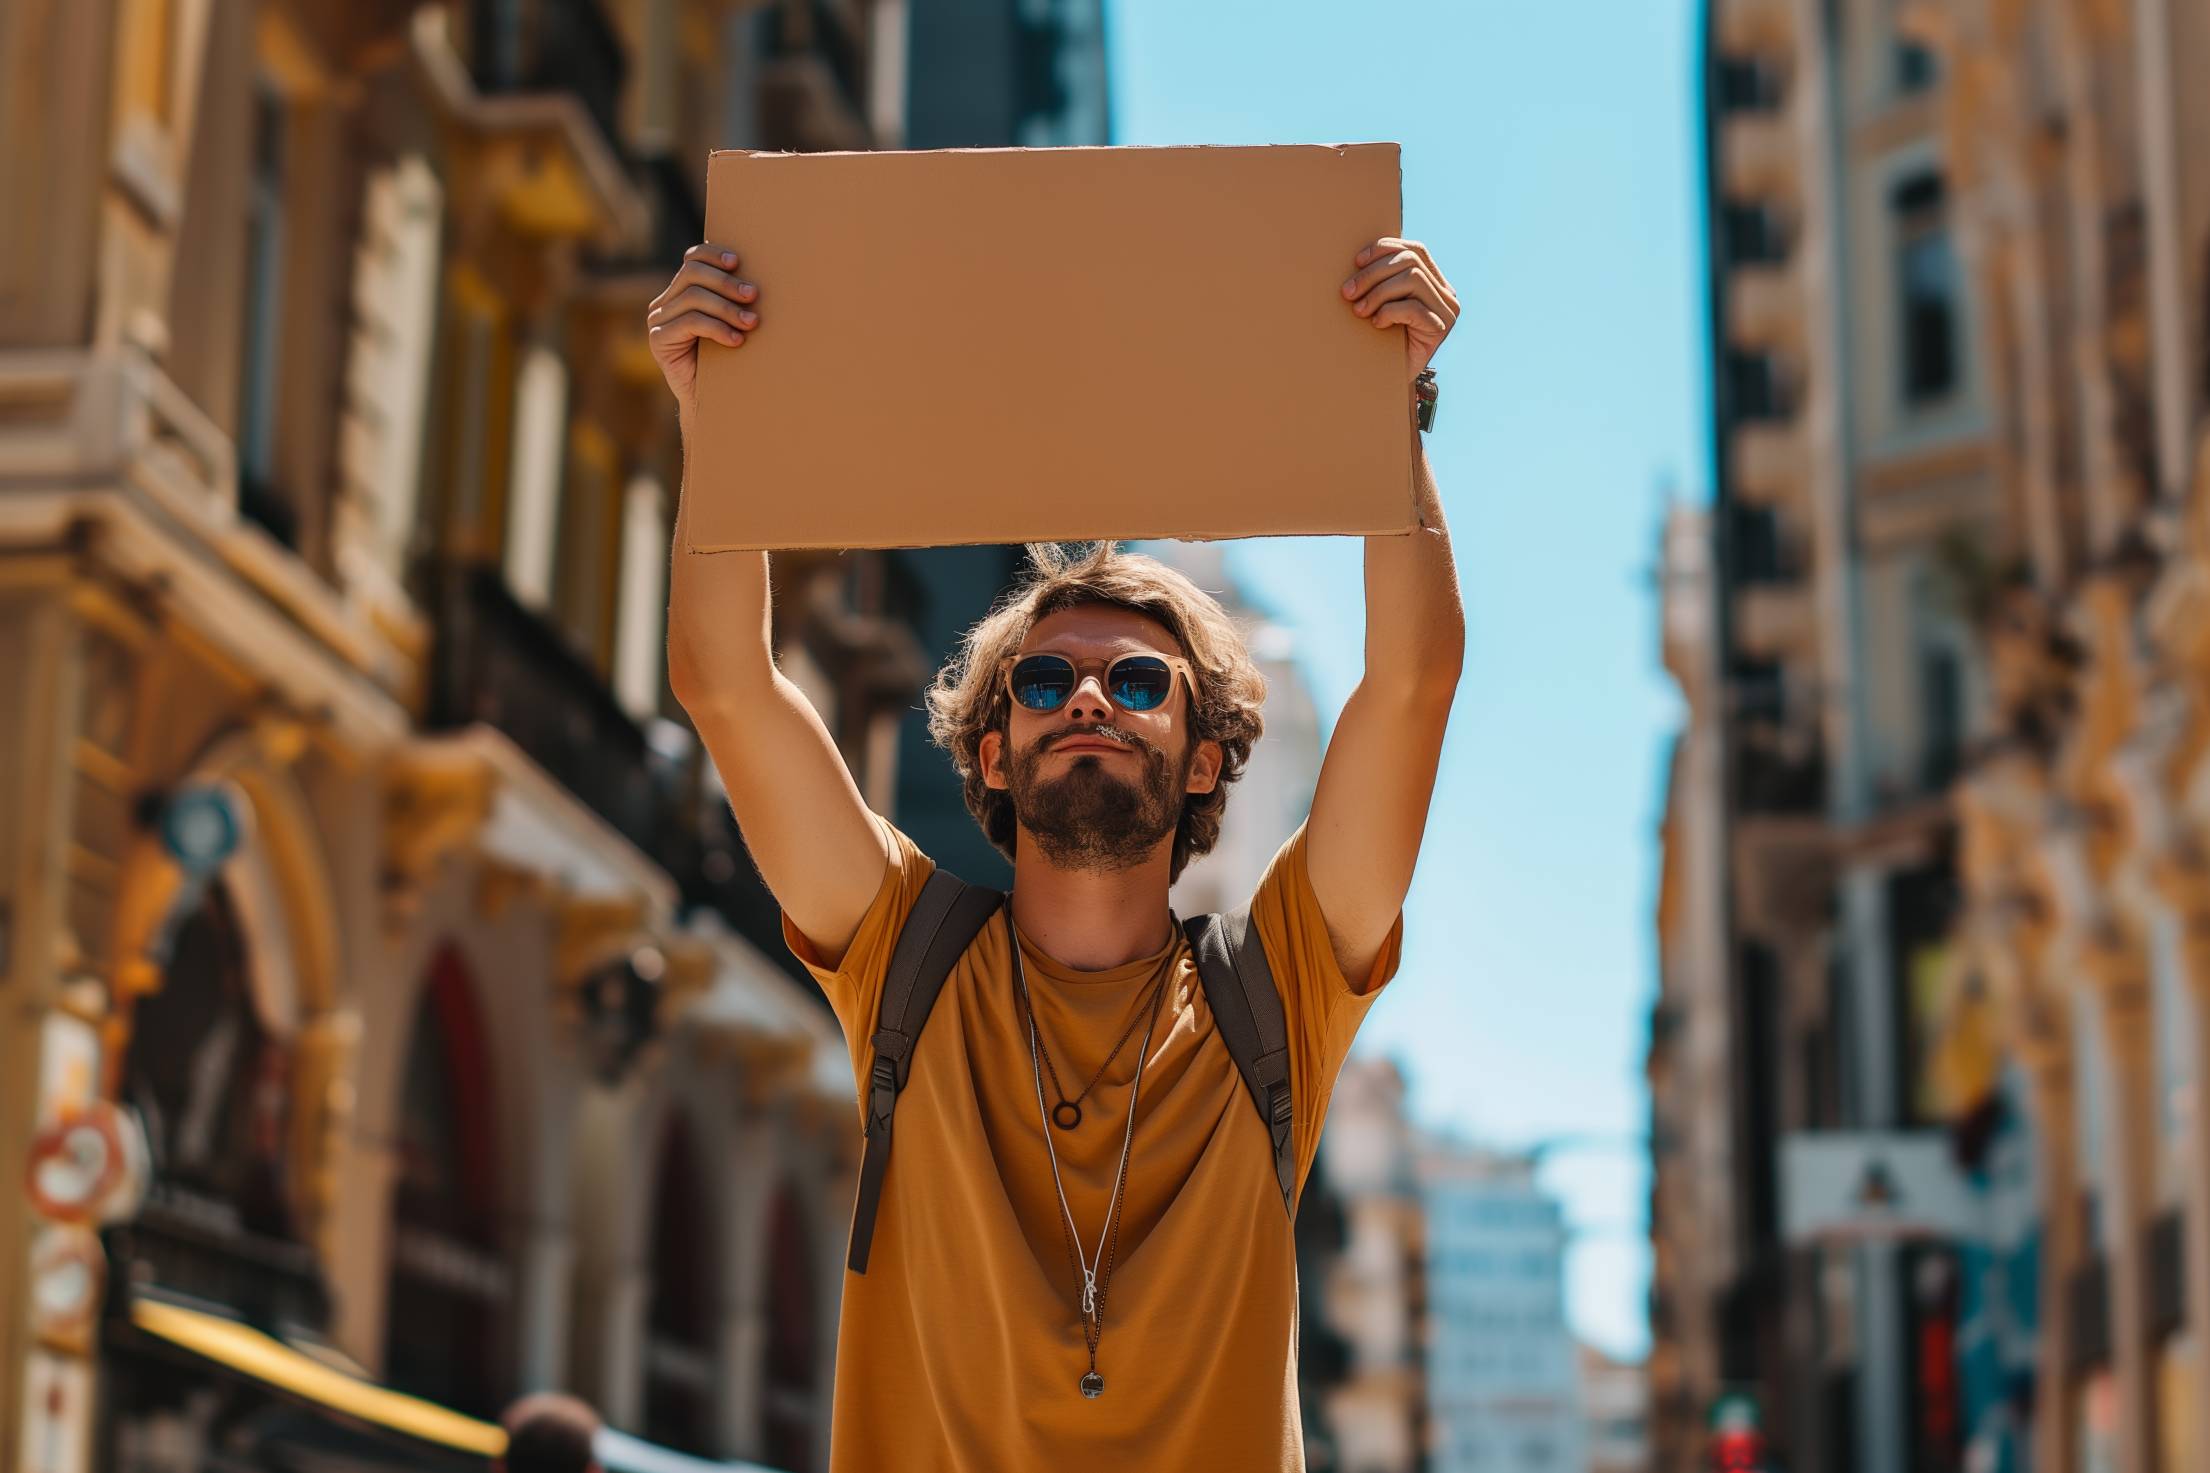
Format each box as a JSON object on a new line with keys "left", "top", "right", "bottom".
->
{"left": 2085, "top": 942, "right": 2163, "bottom": 1473}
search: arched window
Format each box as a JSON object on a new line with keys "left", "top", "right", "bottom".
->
{"left": 643, "top": 1114, "right": 720, "bottom": 1454}
{"left": 760, "top": 1184, "right": 817, "bottom": 1472}
{"left": 383, "top": 946, "right": 507, "bottom": 1416}
{"left": 122, "top": 885, "right": 297, "bottom": 1240}
{"left": 117, "top": 882, "right": 325, "bottom": 1334}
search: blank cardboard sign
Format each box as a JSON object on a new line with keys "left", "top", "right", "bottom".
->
{"left": 685, "top": 143, "right": 1414, "bottom": 551}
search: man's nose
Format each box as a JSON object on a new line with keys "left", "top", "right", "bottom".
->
{"left": 1065, "top": 675, "right": 1112, "bottom": 721}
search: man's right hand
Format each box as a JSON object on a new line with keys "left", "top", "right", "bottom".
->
{"left": 651, "top": 241, "right": 894, "bottom": 965}
{"left": 647, "top": 241, "right": 760, "bottom": 418}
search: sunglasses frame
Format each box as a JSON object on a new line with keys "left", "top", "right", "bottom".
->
{"left": 999, "top": 650, "right": 1199, "bottom": 717}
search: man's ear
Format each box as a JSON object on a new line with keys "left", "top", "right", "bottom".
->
{"left": 1186, "top": 738, "right": 1224, "bottom": 795}
{"left": 980, "top": 729, "right": 1008, "bottom": 791}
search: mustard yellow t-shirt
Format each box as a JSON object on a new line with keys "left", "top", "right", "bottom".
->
{"left": 781, "top": 812, "right": 1403, "bottom": 1473}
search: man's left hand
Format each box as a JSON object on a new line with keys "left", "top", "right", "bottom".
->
{"left": 1341, "top": 237, "right": 1459, "bottom": 382}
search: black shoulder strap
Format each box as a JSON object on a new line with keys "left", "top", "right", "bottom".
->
{"left": 1184, "top": 907, "right": 1295, "bottom": 1221}
{"left": 847, "top": 868, "right": 1003, "bottom": 1275}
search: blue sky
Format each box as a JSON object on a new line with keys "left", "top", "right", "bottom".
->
{"left": 1108, "top": 1, "right": 1709, "bottom": 1358}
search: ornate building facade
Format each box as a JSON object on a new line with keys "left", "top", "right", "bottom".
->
{"left": 1654, "top": 0, "right": 2210, "bottom": 1469}
{"left": 0, "top": 3, "right": 1102, "bottom": 1470}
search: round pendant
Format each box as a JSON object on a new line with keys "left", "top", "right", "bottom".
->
{"left": 1052, "top": 1100, "right": 1082, "bottom": 1130}
{"left": 1080, "top": 1371, "right": 1105, "bottom": 1398}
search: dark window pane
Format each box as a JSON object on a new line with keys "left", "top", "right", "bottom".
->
{"left": 1893, "top": 172, "right": 1961, "bottom": 404}
{"left": 1716, "top": 55, "right": 1783, "bottom": 112}
{"left": 1731, "top": 505, "right": 1786, "bottom": 584}
{"left": 1921, "top": 643, "right": 1963, "bottom": 790}
{"left": 238, "top": 84, "right": 294, "bottom": 547}
{"left": 1722, "top": 202, "right": 1789, "bottom": 266}
{"left": 1895, "top": 40, "right": 1939, "bottom": 93}
{"left": 1726, "top": 350, "right": 1792, "bottom": 421}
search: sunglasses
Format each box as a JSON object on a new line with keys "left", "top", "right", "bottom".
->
{"left": 1001, "top": 651, "right": 1198, "bottom": 715}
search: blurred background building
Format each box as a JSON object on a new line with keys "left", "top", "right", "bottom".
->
{"left": 1418, "top": 1138, "right": 1585, "bottom": 1473}
{"left": 1314, "top": 1057, "right": 1433, "bottom": 1473}
{"left": 1307, "top": 1056, "right": 1637, "bottom": 1473}
{"left": 0, "top": 2, "right": 1108, "bottom": 1470}
{"left": 1652, "top": 0, "right": 2210, "bottom": 1470}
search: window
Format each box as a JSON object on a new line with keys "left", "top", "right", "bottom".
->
{"left": 350, "top": 156, "right": 445, "bottom": 573}
{"left": 1730, "top": 505, "right": 1788, "bottom": 585}
{"left": 1894, "top": 40, "right": 1939, "bottom": 94}
{"left": 503, "top": 344, "right": 568, "bottom": 609}
{"left": 1715, "top": 55, "right": 1783, "bottom": 113}
{"left": 1721, "top": 202, "right": 1789, "bottom": 267}
{"left": 644, "top": 1116, "right": 720, "bottom": 1454}
{"left": 238, "top": 81, "right": 295, "bottom": 546}
{"left": 1726, "top": 350, "right": 1793, "bottom": 422}
{"left": 1893, "top": 172, "right": 1961, "bottom": 406}
{"left": 613, "top": 475, "right": 670, "bottom": 720}
{"left": 1919, "top": 642, "right": 1962, "bottom": 790}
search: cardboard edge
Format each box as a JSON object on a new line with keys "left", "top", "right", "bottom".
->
{"left": 704, "top": 141, "right": 1404, "bottom": 163}
{"left": 679, "top": 521, "right": 1422, "bottom": 556}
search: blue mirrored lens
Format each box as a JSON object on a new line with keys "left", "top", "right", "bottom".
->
{"left": 1010, "top": 656, "right": 1074, "bottom": 710}
{"left": 1109, "top": 658, "right": 1173, "bottom": 711}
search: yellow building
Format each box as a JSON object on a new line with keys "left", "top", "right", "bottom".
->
{"left": 0, "top": 3, "right": 934, "bottom": 1469}
{"left": 1655, "top": 0, "right": 2210, "bottom": 1469}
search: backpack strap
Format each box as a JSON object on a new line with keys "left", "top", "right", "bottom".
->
{"left": 1184, "top": 907, "right": 1295, "bottom": 1221}
{"left": 847, "top": 868, "right": 1004, "bottom": 1275}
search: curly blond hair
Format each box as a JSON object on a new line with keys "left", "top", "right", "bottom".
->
{"left": 924, "top": 543, "right": 1268, "bottom": 881}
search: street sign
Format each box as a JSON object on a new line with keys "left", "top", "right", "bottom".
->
{"left": 1780, "top": 1130, "right": 1982, "bottom": 1244}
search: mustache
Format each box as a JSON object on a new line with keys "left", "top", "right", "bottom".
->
{"left": 1038, "top": 724, "right": 1158, "bottom": 756}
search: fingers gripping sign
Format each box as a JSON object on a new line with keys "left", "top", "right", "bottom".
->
{"left": 1340, "top": 236, "right": 1460, "bottom": 382}
{"left": 646, "top": 242, "right": 764, "bottom": 413}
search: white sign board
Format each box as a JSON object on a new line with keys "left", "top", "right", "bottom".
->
{"left": 1780, "top": 1131, "right": 1983, "bottom": 1245}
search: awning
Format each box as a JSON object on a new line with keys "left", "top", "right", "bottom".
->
{"left": 124, "top": 1297, "right": 786, "bottom": 1473}
{"left": 129, "top": 1298, "right": 503, "bottom": 1456}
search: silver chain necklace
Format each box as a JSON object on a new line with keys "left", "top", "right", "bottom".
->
{"left": 1006, "top": 907, "right": 1173, "bottom": 1400}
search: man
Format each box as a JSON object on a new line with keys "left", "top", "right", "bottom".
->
{"left": 496, "top": 1393, "right": 601, "bottom": 1473}
{"left": 648, "top": 229, "right": 1462, "bottom": 1471}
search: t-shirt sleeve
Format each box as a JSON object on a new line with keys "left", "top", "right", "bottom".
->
{"left": 778, "top": 811, "right": 937, "bottom": 1119}
{"left": 1245, "top": 818, "right": 1405, "bottom": 1206}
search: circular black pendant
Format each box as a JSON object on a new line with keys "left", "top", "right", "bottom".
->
{"left": 1052, "top": 1100, "right": 1082, "bottom": 1130}
{"left": 1080, "top": 1371, "right": 1105, "bottom": 1398}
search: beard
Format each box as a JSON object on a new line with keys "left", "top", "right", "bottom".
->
{"left": 1003, "top": 723, "right": 1195, "bottom": 873}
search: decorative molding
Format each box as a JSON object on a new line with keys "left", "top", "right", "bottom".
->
{"left": 554, "top": 895, "right": 648, "bottom": 989}
{"left": 381, "top": 750, "right": 495, "bottom": 920}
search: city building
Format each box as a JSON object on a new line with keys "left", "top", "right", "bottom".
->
{"left": 1658, "top": 0, "right": 2210, "bottom": 1469}
{"left": 1317, "top": 1057, "right": 1432, "bottom": 1473}
{"left": 1417, "top": 1139, "right": 1584, "bottom": 1473}
{"left": 0, "top": 4, "right": 1106, "bottom": 1471}
{"left": 1647, "top": 502, "right": 1738, "bottom": 1465}
{"left": 1579, "top": 1340, "right": 1653, "bottom": 1473}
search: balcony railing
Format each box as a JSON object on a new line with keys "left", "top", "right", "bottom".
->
{"left": 424, "top": 563, "right": 828, "bottom": 1000}
{"left": 426, "top": 563, "right": 668, "bottom": 854}
{"left": 470, "top": 0, "right": 628, "bottom": 150}
{"left": 111, "top": 1186, "right": 333, "bottom": 1337}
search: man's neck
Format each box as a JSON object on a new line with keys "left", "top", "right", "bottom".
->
{"left": 1008, "top": 833, "right": 1178, "bottom": 971}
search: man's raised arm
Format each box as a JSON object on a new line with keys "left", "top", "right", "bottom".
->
{"left": 1303, "top": 238, "right": 1467, "bottom": 987}
{"left": 651, "top": 243, "right": 891, "bottom": 967}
